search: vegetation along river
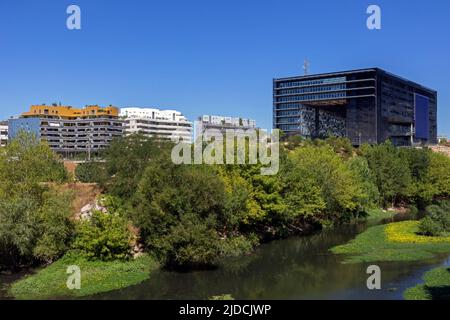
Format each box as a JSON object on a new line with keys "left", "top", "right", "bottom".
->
{"left": 90, "top": 214, "right": 450, "bottom": 300}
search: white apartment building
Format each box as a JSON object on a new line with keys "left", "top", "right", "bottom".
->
{"left": 0, "top": 121, "right": 8, "bottom": 147}
{"left": 195, "top": 115, "right": 257, "bottom": 139}
{"left": 120, "top": 107, "right": 193, "bottom": 143}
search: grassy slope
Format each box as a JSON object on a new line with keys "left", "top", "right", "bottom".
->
{"left": 9, "top": 254, "right": 158, "bottom": 300}
{"left": 404, "top": 267, "right": 450, "bottom": 300}
{"left": 331, "top": 221, "right": 450, "bottom": 264}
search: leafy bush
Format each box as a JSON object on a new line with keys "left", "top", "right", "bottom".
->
{"left": 418, "top": 217, "right": 443, "bottom": 236}
{"left": 157, "top": 213, "right": 221, "bottom": 268}
{"left": 418, "top": 201, "right": 450, "bottom": 236}
{"left": 75, "top": 162, "right": 107, "bottom": 183}
{"left": 72, "top": 211, "right": 133, "bottom": 261}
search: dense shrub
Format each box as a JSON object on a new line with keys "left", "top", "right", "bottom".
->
{"left": 157, "top": 213, "right": 221, "bottom": 268}
{"left": 75, "top": 162, "right": 107, "bottom": 183}
{"left": 72, "top": 211, "right": 133, "bottom": 261}
{"left": 418, "top": 216, "right": 443, "bottom": 236}
{"left": 419, "top": 201, "right": 450, "bottom": 236}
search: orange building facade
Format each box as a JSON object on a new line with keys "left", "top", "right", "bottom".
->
{"left": 21, "top": 105, "right": 119, "bottom": 119}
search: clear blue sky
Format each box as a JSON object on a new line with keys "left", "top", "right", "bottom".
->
{"left": 0, "top": 0, "right": 449, "bottom": 135}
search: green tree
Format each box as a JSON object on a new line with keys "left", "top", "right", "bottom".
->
{"left": 0, "top": 131, "right": 72, "bottom": 270}
{"left": 360, "top": 141, "right": 413, "bottom": 207}
{"left": 0, "top": 131, "right": 68, "bottom": 194}
{"left": 33, "top": 190, "right": 75, "bottom": 262}
{"left": 283, "top": 145, "right": 366, "bottom": 223}
{"left": 426, "top": 152, "right": 450, "bottom": 198}
{"left": 399, "top": 148, "right": 434, "bottom": 206}
{"left": 347, "top": 156, "right": 380, "bottom": 209}
{"left": 0, "top": 197, "right": 39, "bottom": 269}
{"left": 131, "top": 160, "right": 226, "bottom": 265}
{"left": 104, "top": 134, "right": 173, "bottom": 198}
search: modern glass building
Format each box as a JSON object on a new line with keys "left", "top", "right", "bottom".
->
{"left": 273, "top": 68, "right": 437, "bottom": 146}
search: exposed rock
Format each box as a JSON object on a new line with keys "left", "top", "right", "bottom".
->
{"left": 132, "top": 243, "right": 145, "bottom": 259}
{"left": 79, "top": 198, "right": 108, "bottom": 220}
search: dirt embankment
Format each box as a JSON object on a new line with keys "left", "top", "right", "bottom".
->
{"left": 54, "top": 183, "right": 103, "bottom": 214}
{"left": 63, "top": 161, "right": 79, "bottom": 176}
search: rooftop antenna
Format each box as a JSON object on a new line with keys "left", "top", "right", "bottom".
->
{"left": 303, "top": 59, "right": 310, "bottom": 75}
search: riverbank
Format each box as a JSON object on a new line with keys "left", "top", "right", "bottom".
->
{"left": 4, "top": 209, "right": 397, "bottom": 300}
{"left": 363, "top": 208, "right": 402, "bottom": 222}
{"left": 331, "top": 219, "right": 450, "bottom": 299}
{"left": 9, "top": 254, "right": 158, "bottom": 300}
{"left": 331, "top": 221, "right": 450, "bottom": 264}
{"left": 403, "top": 266, "right": 450, "bottom": 300}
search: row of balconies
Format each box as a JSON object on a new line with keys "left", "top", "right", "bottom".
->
{"left": 129, "top": 128, "right": 191, "bottom": 135}
{"left": 43, "top": 137, "right": 115, "bottom": 142}
{"left": 42, "top": 132, "right": 117, "bottom": 137}
{"left": 41, "top": 125, "right": 122, "bottom": 130}
{"left": 50, "top": 146, "right": 109, "bottom": 151}
{"left": 47, "top": 141, "right": 111, "bottom": 146}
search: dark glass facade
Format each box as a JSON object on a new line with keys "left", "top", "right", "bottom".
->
{"left": 273, "top": 68, "right": 437, "bottom": 146}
